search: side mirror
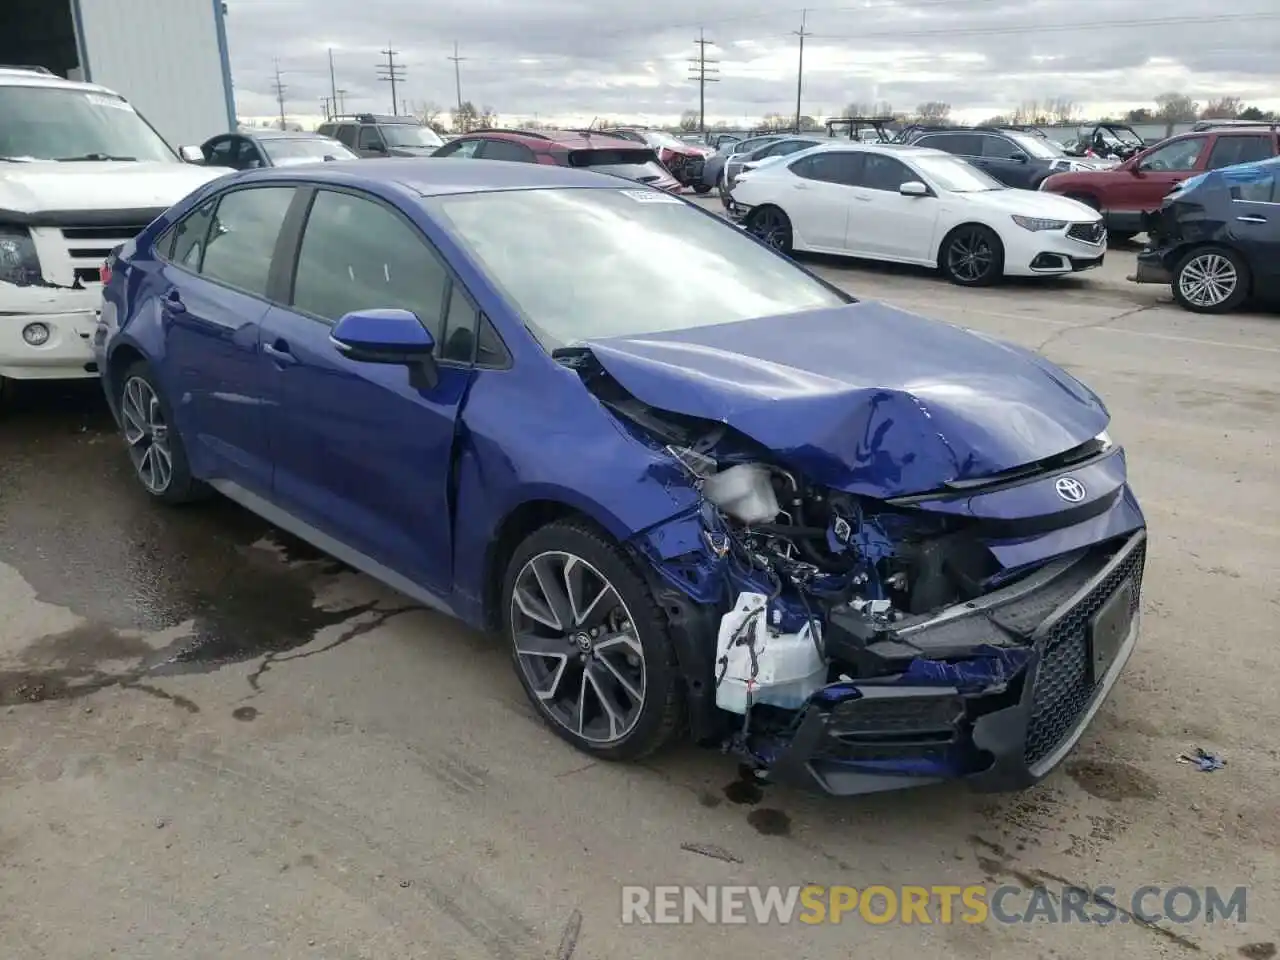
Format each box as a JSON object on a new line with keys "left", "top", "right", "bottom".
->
{"left": 899, "top": 180, "right": 929, "bottom": 197}
{"left": 330, "top": 308, "right": 439, "bottom": 390}
{"left": 367, "top": 142, "right": 388, "bottom": 154}
{"left": 178, "top": 145, "right": 205, "bottom": 163}
{"left": 1010, "top": 151, "right": 1029, "bottom": 163}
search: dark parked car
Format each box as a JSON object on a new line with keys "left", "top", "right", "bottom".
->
{"left": 698, "top": 133, "right": 786, "bottom": 193}
{"left": 199, "top": 130, "right": 357, "bottom": 169}
{"left": 430, "top": 129, "right": 681, "bottom": 192}
{"left": 316, "top": 113, "right": 444, "bottom": 158}
{"left": 94, "top": 159, "right": 1145, "bottom": 798}
{"left": 905, "top": 127, "right": 1110, "bottom": 190}
{"left": 1041, "top": 126, "right": 1280, "bottom": 241}
{"left": 1130, "top": 156, "right": 1280, "bottom": 313}
{"left": 596, "top": 127, "right": 713, "bottom": 190}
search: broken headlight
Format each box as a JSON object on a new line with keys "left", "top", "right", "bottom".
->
{"left": 0, "top": 225, "right": 43, "bottom": 287}
{"left": 1094, "top": 429, "right": 1114, "bottom": 452}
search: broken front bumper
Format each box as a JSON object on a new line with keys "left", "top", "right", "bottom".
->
{"left": 1128, "top": 249, "right": 1174, "bottom": 286}
{"left": 758, "top": 530, "right": 1146, "bottom": 796}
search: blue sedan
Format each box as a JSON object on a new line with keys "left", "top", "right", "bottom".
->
{"left": 94, "top": 160, "right": 1146, "bottom": 796}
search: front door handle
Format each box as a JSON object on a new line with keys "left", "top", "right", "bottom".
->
{"left": 1236, "top": 215, "right": 1267, "bottom": 223}
{"left": 793, "top": 181, "right": 809, "bottom": 190}
{"left": 262, "top": 340, "right": 297, "bottom": 365}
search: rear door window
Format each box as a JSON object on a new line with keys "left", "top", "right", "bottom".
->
{"left": 916, "top": 132, "right": 982, "bottom": 157}
{"left": 859, "top": 153, "right": 915, "bottom": 191}
{"left": 791, "top": 151, "right": 863, "bottom": 185}
{"left": 1207, "top": 134, "right": 1275, "bottom": 171}
{"left": 199, "top": 186, "right": 296, "bottom": 297}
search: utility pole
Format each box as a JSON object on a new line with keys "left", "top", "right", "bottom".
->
{"left": 272, "top": 59, "right": 287, "bottom": 130}
{"left": 320, "top": 96, "right": 332, "bottom": 120}
{"left": 377, "top": 44, "right": 405, "bottom": 115}
{"left": 448, "top": 40, "right": 467, "bottom": 114}
{"left": 328, "top": 47, "right": 339, "bottom": 116}
{"left": 336, "top": 88, "right": 347, "bottom": 115}
{"left": 793, "top": 10, "right": 811, "bottom": 134}
{"left": 687, "top": 28, "right": 719, "bottom": 134}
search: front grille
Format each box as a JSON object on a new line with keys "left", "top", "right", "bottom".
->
{"left": 1067, "top": 222, "right": 1105, "bottom": 244}
{"left": 1023, "top": 540, "right": 1145, "bottom": 766}
{"left": 58, "top": 224, "right": 149, "bottom": 284}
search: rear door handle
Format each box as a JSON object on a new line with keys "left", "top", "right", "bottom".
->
{"left": 853, "top": 193, "right": 873, "bottom": 202}
{"left": 1236, "top": 215, "right": 1267, "bottom": 223}
{"left": 163, "top": 290, "right": 186, "bottom": 314}
{"left": 793, "top": 181, "right": 809, "bottom": 190}
{"left": 262, "top": 339, "right": 297, "bottom": 365}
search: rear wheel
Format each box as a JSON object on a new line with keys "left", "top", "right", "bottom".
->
{"left": 746, "top": 206, "right": 793, "bottom": 254}
{"left": 1171, "top": 246, "right": 1249, "bottom": 314}
{"left": 117, "top": 361, "right": 207, "bottom": 504}
{"left": 939, "top": 224, "right": 1003, "bottom": 286}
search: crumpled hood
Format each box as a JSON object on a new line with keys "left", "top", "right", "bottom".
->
{"left": 0, "top": 161, "right": 226, "bottom": 215}
{"left": 583, "top": 302, "right": 1109, "bottom": 497}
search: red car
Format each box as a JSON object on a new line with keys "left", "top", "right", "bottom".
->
{"left": 596, "top": 127, "right": 715, "bottom": 192}
{"left": 430, "top": 129, "right": 683, "bottom": 192}
{"left": 1040, "top": 125, "right": 1280, "bottom": 241}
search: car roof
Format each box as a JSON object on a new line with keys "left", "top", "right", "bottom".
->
{"left": 246, "top": 130, "right": 336, "bottom": 141}
{"left": 459, "top": 129, "right": 644, "bottom": 150}
{"left": 224, "top": 157, "right": 658, "bottom": 197}
{"left": 0, "top": 66, "right": 120, "bottom": 97}
{"left": 800, "top": 141, "right": 951, "bottom": 160}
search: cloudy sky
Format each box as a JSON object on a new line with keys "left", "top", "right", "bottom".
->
{"left": 225, "top": 0, "right": 1280, "bottom": 126}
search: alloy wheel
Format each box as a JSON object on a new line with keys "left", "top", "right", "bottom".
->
{"left": 946, "top": 229, "right": 995, "bottom": 283}
{"left": 1178, "top": 253, "right": 1237, "bottom": 308}
{"left": 749, "top": 209, "right": 790, "bottom": 251}
{"left": 120, "top": 376, "right": 174, "bottom": 494}
{"left": 510, "top": 551, "right": 646, "bottom": 744}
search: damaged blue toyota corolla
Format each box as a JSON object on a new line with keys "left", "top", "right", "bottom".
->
{"left": 95, "top": 159, "right": 1145, "bottom": 796}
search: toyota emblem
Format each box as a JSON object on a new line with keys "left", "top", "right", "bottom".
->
{"left": 1055, "top": 476, "right": 1087, "bottom": 503}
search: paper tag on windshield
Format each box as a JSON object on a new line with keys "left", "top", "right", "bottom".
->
{"left": 619, "top": 189, "right": 682, "bottom": 203}
{"left": 86, "top": 93, "right": 134, "bottom": 111}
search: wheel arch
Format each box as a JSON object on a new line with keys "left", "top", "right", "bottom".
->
{"left": 105, "top": 341, "right": 148, "bottom": 401}
{"left": 935, "top": 220, "right": 1006, "bottom": 269}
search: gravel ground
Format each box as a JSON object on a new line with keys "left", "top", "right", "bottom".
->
{"left": 1, "top": 235, "right": 1277, "bottom": 960}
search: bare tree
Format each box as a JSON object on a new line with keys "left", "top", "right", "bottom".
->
{"left": 1046, "top": 98, "right": 1081, "bottom": 124}
{"left": 915, "top": 101, "right": 951, "bottom": 123}
{"left": 1154, "top": 92, "right": 1199, "bottom": 123}
{"left": 477, "top": 105, "right": 497, "bottom": 128}
{"left": 843, "top": 101, "right": 870, "bottom": 118}
{"left": 1011, "top": 100, "right": 1043, "bottom": 125}
{"left": 1201, "top": 96, "right": 1244, "bottom": 119}
{"left": 978, "top": 115, "right": 1010, "bottom": 127}
{"left": 679, "top": 109, "right": 700, "bottom": 132}
{"left": 452, "top": 101, "right": 478, "bottom": 133}
{"left": 871, "top": 100, "right": 894, "bottom": 117}
{"left": 760, "top": 112, "right": 789, "bottom": 132}
{"left": 413, "top": 101, "right": 445, "bottom": 131}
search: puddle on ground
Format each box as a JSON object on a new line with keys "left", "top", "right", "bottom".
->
{"left": 0, "top": 384, "right": 396, "bottom": 706}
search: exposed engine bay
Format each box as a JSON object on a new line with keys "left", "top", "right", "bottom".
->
{"left": 559, "top": 346, "right": 1147, "bottom": 794}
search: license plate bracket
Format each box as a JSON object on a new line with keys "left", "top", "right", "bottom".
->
{"left": 1090, "top": 579, "right": 1134, "bottom": 682}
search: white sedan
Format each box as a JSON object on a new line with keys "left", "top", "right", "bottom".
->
{"left": 727, "top": 142, "right": 1107, "bottom": 286}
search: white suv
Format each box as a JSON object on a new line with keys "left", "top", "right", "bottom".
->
{"left": 0, "top": 67, "right": 224, "bottom": 391}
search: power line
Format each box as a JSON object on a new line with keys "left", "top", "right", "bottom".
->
{"left": 448, "top": 40, "right": 468, "bottom": 113}
{"left": 687, "top": 28, "right": 719, "bottom": 133}
{"left": 328, "top": 47, "right": 338, "bottom": 116}
{"left": 377, "top": 45, "right": 406, "bottom": 115}
{"left": 793, "top": 10, "right": 811, "bottom": 134}
{"left": 271, "top": 59, "right": 287, "bottom": 130}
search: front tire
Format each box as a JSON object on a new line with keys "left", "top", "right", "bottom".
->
{"left": 746, "top": 206, "right": 793, "bottom": 254}
{"left": 1171, "top": 246, "right": 1249, "bottom": 314}
{"left": 939, "top": 224, "right": 1004, "bottom": 286}
{"left": 502, "top": 520, "right": 683, "bottom": 762}
{"left": 693, "top": 183, "right": 712, "bottom": 195}
{"left": 117, "top": 361, "right": 206, "bottom": 504}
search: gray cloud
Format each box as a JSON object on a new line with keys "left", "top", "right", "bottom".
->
{"left": 225, "top": 0, "right": 1280, "bottom": 123}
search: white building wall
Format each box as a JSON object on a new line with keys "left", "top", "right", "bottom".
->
{"left": 76, "top": 0, "right": 232, "bottom": 148}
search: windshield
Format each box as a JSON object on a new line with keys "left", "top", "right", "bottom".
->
{"left": 0, "top": 85, "right": 176, "bottom": 162}
{"left": 912, "top": 154, "right": 1007, "bottom": 192}
{"left": 568, "top": 148, "right": 667, "bottom": 180}
{"left": 380, "top": 124, "right": 444, "bottom": 148}
{"left": 1005, "top": 131, "right": 1065, "bottom": 159}
{"left": 425, "top": 187, "right": 849, "bottom": 349}
{"left": 262, "top": 137, "right": 357, "bottom": 164}
{"left": 1101, "top": 126, "right": 1143, "bottom": 145}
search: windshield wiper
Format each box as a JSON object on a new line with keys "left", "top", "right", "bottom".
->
{"left": 55, "top": 153, "right": 137, "bottom": 162}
